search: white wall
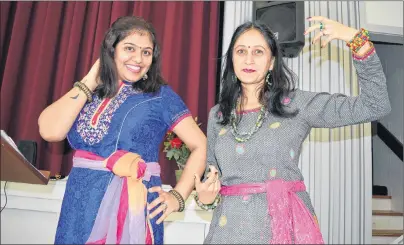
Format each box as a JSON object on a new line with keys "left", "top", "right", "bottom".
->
{"left": 360, "top": 1, "right": 403, "bottom": 44}
{"left": 365, "top": 1, "right": 403, "bottom": 28}
{"left": 363, "top": 1, "right": 403, "bottom": 33}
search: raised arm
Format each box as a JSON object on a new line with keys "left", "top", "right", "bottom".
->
{"left": 38, "top": 60, "right": 100, "bottom": 142}
{"left": 297, "top": 49, "right": 390, "bottom": 128}
{"left": 298, "top": 17, "right": 391, "bottom": 128}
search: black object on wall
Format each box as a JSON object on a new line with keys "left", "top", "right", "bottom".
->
{"left": 253, "top": 1, "right": 305, "bottom": 58}
{"left": 17, "top": 140, "right": 37, "bottom": 166}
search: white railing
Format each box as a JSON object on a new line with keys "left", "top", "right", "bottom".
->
{"left": 391, "top": 235, "right": 404, "bottom": 244}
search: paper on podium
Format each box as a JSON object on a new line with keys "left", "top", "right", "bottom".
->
{"left": 1, "top": 130, "right": 49, "bottom": 184}
{"left": 1, "top": 130, "right": 26, "bottom": 160}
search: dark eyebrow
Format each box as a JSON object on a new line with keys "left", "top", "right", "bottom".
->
{"left": 235, "top": 45, "right": 246, "bottom": 49}
{"left": 235, "top": 44, "right": 267, "bottom": 50}
{"left": 254, "top": 45, "right": 266, "bottom": 50}
{"left": 123, "top": 42, "right": 153, "bottom": 50}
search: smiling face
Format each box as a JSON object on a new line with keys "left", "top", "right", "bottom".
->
{"left": 114, "top": 30, "right": 153, "bottom": 83}
{"left": 232, "top": 28, "right": 275, "bottom": 85}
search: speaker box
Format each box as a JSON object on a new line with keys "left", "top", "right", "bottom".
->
{"left": 373, "top": 185, "right": 388, "bottom": 196}
{"left": 17, "top": 140, "right": 37, "bottom": 166}
{"left": 253, "top": 1, "right": 305, "bottom": 58}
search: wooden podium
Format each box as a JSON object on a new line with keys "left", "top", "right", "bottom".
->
{"left": 1, "top": 134, "right": 50, "bottom": 185}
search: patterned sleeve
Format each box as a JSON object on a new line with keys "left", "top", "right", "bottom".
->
{"left": 294, "top": 49, "right": 391, "bottom": 129}
{"left": 161, "top": 85, "right": 192, "bottom": 130}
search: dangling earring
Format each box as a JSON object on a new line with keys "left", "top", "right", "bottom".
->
{"left": 233, "top": 74, "right": 238, "bottom": 83}
{"left": 266, "top": 70, "right": 272, "bottom": 87}
{"left": 142, "top": 73, "right": 148, "bottom": 80}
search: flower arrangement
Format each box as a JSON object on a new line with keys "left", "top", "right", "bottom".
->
{"left": 163, "top": 117, "right": 201, "bottom": 171}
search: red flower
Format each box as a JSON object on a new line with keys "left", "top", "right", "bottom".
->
{"left": 170, "top": 138, "right": 182, "bottom": 149}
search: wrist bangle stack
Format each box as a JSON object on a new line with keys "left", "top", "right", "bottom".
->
{"left": 352, "top": 41, "right": 375, "bottom": 60}
{"left": 169, "top": 189, "right": 185, "bottom": 212}
{"left": 194, "top": 193, "right": 221, "bottom": 211}
{"left": 73, "top": 81, "right": 93, "bottom": 102}
{"left": 346, "top": 28, "right": 370, "bottom": 53}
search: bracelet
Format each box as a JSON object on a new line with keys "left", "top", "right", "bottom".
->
{"left": 73, "top": 81, "right": 93, "bottom": 102}
{"left": 169, "top": 189, "right": 185, "bottom": 212}
{"left": 194, "top": 193, "right": 221, "bottom": 211}
{"left": 346, "top": 28, "right": 370, "bottom": 53}
{"left": 352, "top": 41, "right": 375, "bottom": 60}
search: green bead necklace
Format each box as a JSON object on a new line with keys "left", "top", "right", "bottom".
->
{"left": 230, "top": 104, "right": 267, "bottom": 143}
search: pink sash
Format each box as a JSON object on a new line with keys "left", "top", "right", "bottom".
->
{"left": 220, "top": 179, "right": 324, "bottom": 244}
{"left": 73, "top": 150, "right": 161, "bottom": 244}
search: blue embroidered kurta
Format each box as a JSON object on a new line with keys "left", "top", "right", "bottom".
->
{"left": 54, "top": 83, "right": 190, "bottom": 244}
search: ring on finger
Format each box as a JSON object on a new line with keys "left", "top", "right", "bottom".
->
{"left": 161, "top": 202, "right": 168, "bottom": 210}
{"left": 319, "top": 22, "right": 324, "bottom": 31}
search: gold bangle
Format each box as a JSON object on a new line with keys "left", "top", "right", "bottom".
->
{"left": 73, "top": 81, "right": 93, "bottom": 102}
{"left": 75, "top": 81, "right": 93, "bottom": 101}
{"left": 169, "top": 189, "right": 185, "bottom": 212}
{"left": 73, "top": 82, "right": 92, "bottom": 102}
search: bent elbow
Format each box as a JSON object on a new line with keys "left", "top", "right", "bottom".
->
{"left": 379, "top": 100, "right": 392, "bottom": 118}
{"left": 190, "top": 138, "right": 207, "bottom": 153}
{"left": 38, "top": 119, "right": 66, "bottom": 142}
{"left": 39, "top": 128, "right": 66, "bottom": 142}
{"left": 370, "top": 102, "right": 391, "bottom": 121}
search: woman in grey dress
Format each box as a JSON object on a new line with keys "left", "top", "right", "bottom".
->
{"left": 193, "top": 16, "right": 391, "bottom": 244}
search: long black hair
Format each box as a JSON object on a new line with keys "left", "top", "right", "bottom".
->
{"left": 96, "top": 16, "right": 166, "bottom": 98}
{"left": 218, "top": 21, "right": 298, "bottom": 125}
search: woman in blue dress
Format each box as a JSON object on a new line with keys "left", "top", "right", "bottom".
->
{"left": 38, "top": 16, "right": 207, "bottom": 244}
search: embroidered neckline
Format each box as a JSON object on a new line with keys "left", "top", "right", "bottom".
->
{"left": 90, "top": 83, "right": 125, "bottom": 127}
{"left": 75, "top": 83, "right": 140, "bottom": 146}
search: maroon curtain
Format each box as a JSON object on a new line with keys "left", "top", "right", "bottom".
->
{"left": 0, "top": 1, "right": 219, "bottom": 186}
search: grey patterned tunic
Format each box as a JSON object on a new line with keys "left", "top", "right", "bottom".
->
{"left": 204, "top": 51, "right": 391, "bottom": 244}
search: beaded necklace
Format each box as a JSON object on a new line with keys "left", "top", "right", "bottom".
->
{"left": 230, "top": 103, "right": 267, "bottom": 143}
